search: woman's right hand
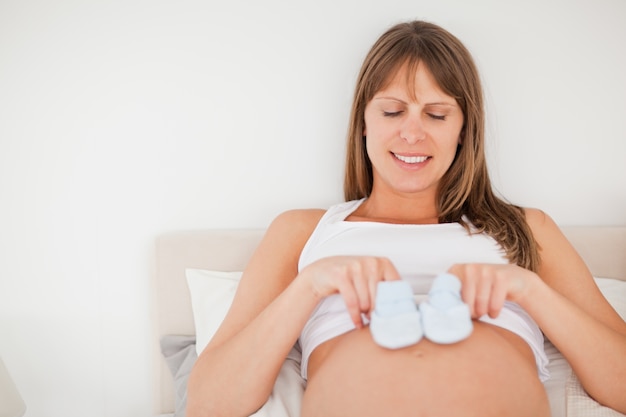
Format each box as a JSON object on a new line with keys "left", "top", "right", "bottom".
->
{"left": 298, "top": 256, "right": 401, "bottom": 328}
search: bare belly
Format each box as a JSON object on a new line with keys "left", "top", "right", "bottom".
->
{"left": 301, "top": 322, "right": 550, "bottom": 417}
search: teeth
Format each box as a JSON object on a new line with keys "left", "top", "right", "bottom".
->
{"left": 394, "top": 153, "right": 428, "bottom": 164}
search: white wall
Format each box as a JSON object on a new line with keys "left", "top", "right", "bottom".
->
{"left": 0, "top": 0, "right": 624, "bottom": 416}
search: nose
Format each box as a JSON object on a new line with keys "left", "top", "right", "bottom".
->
{"left": 400, "top": 116, "right": 426, "bottom": 144}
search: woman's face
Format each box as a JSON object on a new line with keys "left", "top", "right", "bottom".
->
{"left": 363, "top": 62, "right": 464, "bottom": 199}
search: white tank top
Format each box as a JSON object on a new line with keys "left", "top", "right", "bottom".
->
{"left": 297, "top": 199, "right": 549, "bottom": 381}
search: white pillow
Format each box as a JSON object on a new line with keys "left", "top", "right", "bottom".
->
{"left": 595, "top": 277, "right": 626, "bottom": 321}
{"left": 185, "top": 268, "right": 305, "bottom": 417}
{"left": 185, "top": 268, "right": 242, "bottom": 356}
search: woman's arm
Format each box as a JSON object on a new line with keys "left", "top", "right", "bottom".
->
{"left": 452, "top": 209, "right": 626, "bottom": 412}
{"left": 522, "top": 209, "right": 626, "bottom": 412}
{"left": 187, "top": 209, "right": 324, "bottom": 417}
{"left": 187, "top": 208, "right": 401, "bottom": 417}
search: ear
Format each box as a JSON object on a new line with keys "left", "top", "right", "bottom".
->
{"left": 458, "top": 128, "right": 465, "bottom": 145}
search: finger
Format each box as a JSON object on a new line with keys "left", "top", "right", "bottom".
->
{"left": 352, "top": 274, "right": 371, "bottom": 318}
{"left": 380, "top": 258, "right": 401, "bottom": 281}
{"left": 357, "top": 258, "right": 380, "bottom": 320}
{"left": 370, "top": 258, "right": 400, "bottom": 317}
{"left": 473, "top": 273, "right": 493, "bottom": 318}
{"left": 367, "top": 279, "right": 378, "bottom": 319}
{"left": 488, "top": 273, "right": 508, "bottom": 318}
{"left": 456, "top": 266, "right": 477, "bottom": 317}
{"left": 337, "top": 277, "right": 364, "bottom": 329}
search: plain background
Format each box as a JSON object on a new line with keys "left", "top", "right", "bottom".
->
{"left": 1, "top": 0, "right": 625, "bottom": 416}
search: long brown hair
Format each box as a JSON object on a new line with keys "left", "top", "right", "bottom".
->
{"left": 343, "top": 21, "right": 539, "bottom": 271}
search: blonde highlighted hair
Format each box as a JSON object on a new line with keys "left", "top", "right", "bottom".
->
{"left": 343, "top": 21, "right": 539, "bottom": 271}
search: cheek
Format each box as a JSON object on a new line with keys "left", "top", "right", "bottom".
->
{"left": 364, "top": 135, "right": 385, "bottom": 167}
{"left": 436, "top": 131, "right": 462, "bottom": 164}
{"left": 446, "top": 139, "right": 461, "bottom": 160}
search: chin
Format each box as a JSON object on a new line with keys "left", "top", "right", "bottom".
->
{"left": 396, "top": 181, "right": 436, "bottom": 194}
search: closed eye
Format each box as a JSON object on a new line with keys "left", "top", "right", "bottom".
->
{"left": 427, "top": 113, "right": 446, "bottom": 121}
{"left": 383, "top": 111, "right": 403, "bottom": 118}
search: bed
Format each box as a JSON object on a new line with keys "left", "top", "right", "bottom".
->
{"left": 152, "top": 226, "right": 626, "bottom": 417}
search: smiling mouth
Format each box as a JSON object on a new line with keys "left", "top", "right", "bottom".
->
{"left": 392, "top": 153, "right": 430, "bottom": 164}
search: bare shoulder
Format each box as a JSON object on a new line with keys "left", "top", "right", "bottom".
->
{"left": 268, "top": 208, "right": 326, "bottom": 236}
{"left": 206, "top": 208, "right": 326, "bottom": 348}
{"left": 523, "top": 207, "right": 581, "bottom": 275}
{"left": 523, "top": 207, "right": 626, "bottom": 331}
{"left": 523, "top": 207, "right": 556, "bottom": 235}
{"left": 521, "top": 207, "right": 593, "bottom": 293}
{"left": 258, "top": 208, "right": 326, "bottom": 256}
{"left": 523, "top": 207, "right": 572, "bottom": 255}
{"left": 243, "top": 208, "right": 326, "bottom": 285}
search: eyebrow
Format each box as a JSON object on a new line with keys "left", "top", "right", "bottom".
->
{"left": 373, "top": 96, "right": 457, "bottom": 107}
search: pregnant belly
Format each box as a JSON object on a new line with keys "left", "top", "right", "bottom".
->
{"left": 302, "top": 322, "right": 549, "bottom": 417}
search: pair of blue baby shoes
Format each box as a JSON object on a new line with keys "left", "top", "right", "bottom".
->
{"left": 369, "top": 273, "right": 473, "bottom": 348}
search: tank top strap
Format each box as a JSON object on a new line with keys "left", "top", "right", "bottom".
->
{"left": 320, "top": 199, "right": 365, "bottom": 223}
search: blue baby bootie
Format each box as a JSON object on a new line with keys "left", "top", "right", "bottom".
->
{"left": 370, "top": 280, "right": 423, "bottom": 349}
{"left": 419, "top": 273, "right": 473, "bottom": 344}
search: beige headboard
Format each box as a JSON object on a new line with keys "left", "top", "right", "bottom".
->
{"left": 151, "top": 226, "right": 626, "bottom": 414}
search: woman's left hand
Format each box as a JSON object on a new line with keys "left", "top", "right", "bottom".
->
{"left": 448, "top": 263, "right": 541, "bottom": 319}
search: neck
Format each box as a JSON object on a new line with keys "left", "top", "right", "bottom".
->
{"left": 350, "top": 191, "right": 439, "bottom": 225}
